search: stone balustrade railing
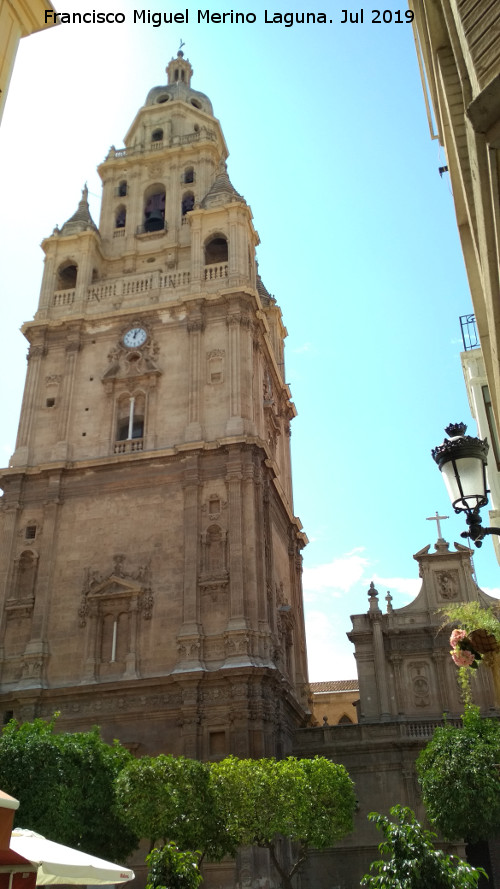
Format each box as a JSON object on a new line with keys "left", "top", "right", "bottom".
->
{"left": 114, "top": 438, "right": 144, "bottom": 454}
{"left": 107, "top": 130, "right": 216, "bottom": 161}
{"left": 53, "top": 290, "right": 76, "bottom": 307}
{"left": 52, "top": 264, "right": 236, "bottom": 312}
{"left": 204, "top": 264, "right": 228, "bottom": 281}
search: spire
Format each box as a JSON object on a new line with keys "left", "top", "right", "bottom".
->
{"left": 59, "top": 184, "right": 98, "bottom": 236}
{"left": 200, "top": 161, "right": 245, "bottom": 208}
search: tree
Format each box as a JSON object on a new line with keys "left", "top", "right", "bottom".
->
{"left": 417, "top": 705, "right": 500, "bottom": 843}
{"left": 115, "top": 754, "right": 232, "bottom": 861}
{"left": 210, "top": 755, "right": 356, "bottom": 889}
{"left": 361, "top": 805, "right": 485, "bottom": 889}
{"left": 0, "top": 717, "right": 138, "bottom": 861}
{"left": 145, "top": 844, "right": 202, "bottom": 889}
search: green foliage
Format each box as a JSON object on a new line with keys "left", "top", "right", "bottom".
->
{"left": 417, "top": 706, "right": 500, "bottom": 843}
{"left": 361, "top": 805, "right": 485, "bottom": 888}
{"left": 210, "top": 756, "right": 356, "bottom": 889}
{"left": 0, "top": 717, "right": 138, "bottom": 861}
{"left": 145, "top": 844, "right": 202, "bottom": 889}
{"left": 116, "top": 754, "right": 232, "bottom": 860}
{"left": 441, "top": 603, "right": 500, "bottom": 641}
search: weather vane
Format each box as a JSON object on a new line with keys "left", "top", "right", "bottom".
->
{"left": 179, "top": 39, "right": 185, "bottom": 52}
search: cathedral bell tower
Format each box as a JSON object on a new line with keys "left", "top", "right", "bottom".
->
{"left": 0, "top": 52, "right": 310, "bottom": 758}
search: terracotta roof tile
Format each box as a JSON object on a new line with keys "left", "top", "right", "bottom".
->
{"left": 310, "top": 680, "right": 359, "bottom": 693}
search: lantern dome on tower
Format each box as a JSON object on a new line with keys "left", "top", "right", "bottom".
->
{"left": 145, "top": 51, "right": 213, "bottom": 115}
{"left": 59, "top": 185, "right": 98, "bottom": 236}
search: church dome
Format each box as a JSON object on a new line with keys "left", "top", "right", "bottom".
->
{"left": 145, "top": 51, "right": 213, "bottom": 116}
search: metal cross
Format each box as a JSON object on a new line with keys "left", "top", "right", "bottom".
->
{"left": 426, "top": 511, "right": 449, "bottom": 539}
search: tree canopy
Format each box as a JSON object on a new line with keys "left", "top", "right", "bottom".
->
{"left": 115, "top": 753, "right": 232, "bottom": 860}
{"left": 211, "top": 755, "right": 356, "bottom": 889}
{"left": 0, "top": 717, "right": 138, "bottom": 862}
{"left": 417, "top": 706, "right": 500, "bottom": 843}
{"left": 145, "top": 844, "right": 202, "bottom": 889}
{"left": 361, "top": 805, "right": 485, "bottom": 889}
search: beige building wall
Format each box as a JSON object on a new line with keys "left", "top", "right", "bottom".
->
{"left": 0, "top": 0, "right": 56, "bottom": 124}
{"left": 310, "top": 680, "right": 359, "bottom": 726}
{"left": 410, "top": 0, "right": 500, "bottom": 504}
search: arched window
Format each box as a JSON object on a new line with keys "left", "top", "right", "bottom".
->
{"left": 56, "top": 262, "right": 77, "bottom": 290}
{"left": 143, "top": 185, "right": 166, "bottom": 232}
{"left": 117, "top": 180, "right": 127, "bottom": 197}
{"left": 184, "top": 167, "right": 194, "bottom": 184}
{"left": 115, "top": 206, "right": 126, "bottom": 229}
{"left": 181, "top": 192, "right": 195, "bottom": 216}
{"left": 116, "top": 393, "right": 145, "bottom": 441}
{"left": 338, "top": 714, "right": 353, "bottom": 725}
{"left": 205, "top": 236, "right": 228, "bottom": 264}
{"left": 151, "top": 128, "right": 163, "bottom": 143}
{"left": 101, "top": 611, "right": 129, "bottom": 663}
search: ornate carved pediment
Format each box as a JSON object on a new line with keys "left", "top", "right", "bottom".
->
{"left": 86, "top": 574, "right": 142, "bottom": 600}
{"left": 79, "top": 556, "right": 153, "bottom": 625}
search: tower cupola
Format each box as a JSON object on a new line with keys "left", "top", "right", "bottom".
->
{"left": 144, "top": 51, "right": 213, "bottom": 115}
{"left": 167, "top": 50, "right": 193, "bottom": 87}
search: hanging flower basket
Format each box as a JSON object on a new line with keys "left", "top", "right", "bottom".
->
{"left": 468, "top": 628, "right": 500, "bottom": 654}
{"left": 449, "top": 629, "right": 482, "bottom": 669}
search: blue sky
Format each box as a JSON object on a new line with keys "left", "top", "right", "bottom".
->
{"left": 1, "top": 1, "right": 499, "bottom": 681}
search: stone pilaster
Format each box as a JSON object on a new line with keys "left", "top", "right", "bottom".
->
{"left": 175, "top": 456, "right": 203, "bottom": 672}
{"left": 185, "top": 309, "right": 204, "bottom": 441}
{"left": 11, "top": 341, "right": 46, "bottom": 466}
{"left": 225, "top": 313, "right": 244, "bottom": 435}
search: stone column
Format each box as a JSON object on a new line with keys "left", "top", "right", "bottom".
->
{"left": 185, "top": 310, "right": 203, "bottom": 441}
{"left": 175, "top": 456, "right": 203, "bottom": 671}
{"left": 225, "top": 313, "right": 244, "bottom": 435}
{"left": 54, "top": 334, "right": 81, "bottom": 460}
{"left": 368, "top": 583, "right": 391, "bottom": 718}
{"left": 225, "top": 450, "right": 247, "bottom": 631}
{"left": 0, "top": 496, "right": 21, "bottom": 657}
{"left": 38, "top": 253, "right": 56, "bottom": 318}
{"left": 21, "top": 483, "right": 62, "bottom": 686}
{"left": 11, "top": 342, "right": 46, "bottom": 467}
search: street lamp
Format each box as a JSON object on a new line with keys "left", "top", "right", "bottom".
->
{"left": 432, "top": 422, "right": 500, "bottom": 547}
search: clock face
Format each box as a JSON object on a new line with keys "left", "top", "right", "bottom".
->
{"left": 123, "top": 327, "right": 147, "bottom": 348}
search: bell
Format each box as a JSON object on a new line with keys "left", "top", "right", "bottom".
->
{"left": 144, "top": 211, "right": 164, "bottom": 232}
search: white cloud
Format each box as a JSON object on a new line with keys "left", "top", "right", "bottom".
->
{"left": 305, "top": 609, "right": 357, "bottom": 682}
{"left": 303, "top": 548, "right": 369, "bottom": 598}
{"left": 372, "top": 574, "right": 422, "bottom": 598}
{"left": 293, "top": 342, "right": 313, "bottom": 354}
{"left": 480, "top": 586, "right": 500, "bottom": 600}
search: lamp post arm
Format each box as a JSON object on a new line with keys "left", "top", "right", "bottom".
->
{"left": 460, "top": 511, "right": 500, "bottom": 547}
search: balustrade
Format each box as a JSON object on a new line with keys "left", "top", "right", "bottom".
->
{"left": 114, "top": 438, "right": 144, "bottom": 454}
{"left": 204, "top": 264, "right": 228, "bottom": 281}
{"left": 53, "top": 290, "right": 75, "bottom": 306}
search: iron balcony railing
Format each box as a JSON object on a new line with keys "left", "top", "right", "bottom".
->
{"left": 460, "top": 313, "right": 479, "bottom": 351}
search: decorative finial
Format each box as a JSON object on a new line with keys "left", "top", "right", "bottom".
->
{"left": 368, "top": 581, "right": 381, "bottom": 614}
{"left": 385, "top": 591, "right": 393, "bottom": 613}
{"left": 178, "top": 39, "right": 185, "bottom": 56}
{"left": 81, "top": 183, "right": 88, "bottom": 203}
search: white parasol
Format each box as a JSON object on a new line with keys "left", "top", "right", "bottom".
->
{"left": 9, "top": 830, "right": 135, "bottom": 885}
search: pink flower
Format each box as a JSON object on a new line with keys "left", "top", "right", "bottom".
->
{"left": 450, "top": 629, "right": 468, "bottom": 647}
{"left": 451, "top": 650, "right": 475, "bottom": 667}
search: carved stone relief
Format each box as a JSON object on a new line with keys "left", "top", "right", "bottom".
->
{"left": 435, "top": 569, "right": 459, "bottom": 600}
{"left": 408, "top": 661, "right": 431, "bottom": 708}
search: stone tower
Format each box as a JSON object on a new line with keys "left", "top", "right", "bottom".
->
{"left": 0, "top": 53, "right": 310, "bottom": 758}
